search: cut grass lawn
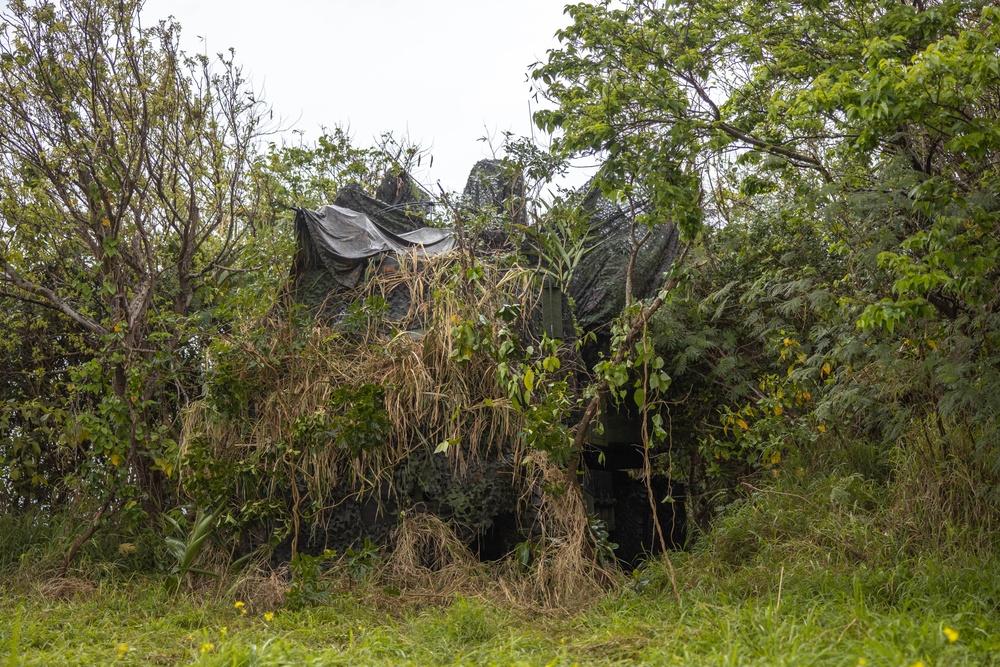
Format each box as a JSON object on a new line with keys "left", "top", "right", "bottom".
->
{"left": 5, "top": 551, "right": 1000, "bottom": 666}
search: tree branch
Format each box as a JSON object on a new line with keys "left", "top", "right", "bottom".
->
{"left": 680, "top": 72, "right": 834, "bottom": 183}
{"left": 567, "top": 242, "right": 698, "bottom": 479}
{"left": 1, "top": 259, "right": 108, "bottom": 337}
{"left": 58, "top": 491, "right": 115, "bottom": 578}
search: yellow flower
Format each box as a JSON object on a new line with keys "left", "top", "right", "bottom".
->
{"left": 944, "top": 626, "right": 959, "bottom": 642}
{"left": 910, "top": 661, "right": 925, "bottom": 667}
{"left": 234, "top": 601, "right": 247, "bottom": 614}
{"left": 263, "top": 612, "right": 274, "bottom": 622}
{"left": 116, "top": 644, "right": 128, "bottom": 659}
{"left": 200, "top": 643, "right": 214, "bottom": 653}
{"left": 857, "top": 660, "right": 867, "bottom": 666}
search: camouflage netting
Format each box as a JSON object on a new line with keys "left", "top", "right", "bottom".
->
{"left": 568, "top": 185, "right": 680, "bottom": 362}
{"left": 462, "top": 158, "right": 526, "bottom": 227}
{"left": 189, "top": 224, "right": 540, "bottom": 561}
{"left": 198, "top": 162, "right": 685, "bottom": 569}
{"left": 376, "top": 169, "right": 434, "bottom": 209}
{"left": 298, "top": 445, "right": 522, "bottom": 557}
{"left": 294, "top": 167, "right": 680, "bottom": 347}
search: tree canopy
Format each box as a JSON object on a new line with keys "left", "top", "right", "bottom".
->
{"left": 532, "top": 0, "right": 1000, "bottom": 529}
{"left": 0, "top": 0, "right": 278, "bottom": 522}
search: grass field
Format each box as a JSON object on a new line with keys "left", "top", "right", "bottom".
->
{"left": 5, "top": 548, "right": 1000, "bottom": 665}
{"left": 5, "top": 477, "right": 1000, "bottom": 666}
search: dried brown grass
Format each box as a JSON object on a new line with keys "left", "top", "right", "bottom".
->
{"left": 180, "top": 253, "right": 529, "bottom": 508}
{"left": 227, "top": 564, "right": 290, "bottom": 612}
{"left": 500, "top": 452, "right": 619, "bottom": 609}
{"left": 375, "top": 498, "right": 614, "bottom": 611}
{"left": 179, "top": 251, "right": 613, "bottom": 609}
{"left": 380, "top": 512, "right": 485, "bottom": 598}
{"left": 33, "top": 575, "right": 96, "bottom": 601}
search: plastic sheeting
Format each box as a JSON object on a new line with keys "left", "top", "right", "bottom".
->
{"left": 294, "top": 205, "right": 455, "bottom": 288}
{"left": 568, "top": 187, "right": 680, "bottom": 334}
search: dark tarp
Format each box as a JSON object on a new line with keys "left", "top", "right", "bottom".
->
{"left": 566, "top": 185, "right": 680, "bottom": 370}
{"left": 294, "top": 205, "right": 454, "bottom": 289}
{"left": 568, "top": 186, "right": 680, "bottom": 334}
{"left": 334, "top": 182, "right": 431, "bottom": 237}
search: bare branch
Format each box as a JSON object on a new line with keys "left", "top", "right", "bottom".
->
{"left": 1, "top": 259, "right": 108, "bottom": 336}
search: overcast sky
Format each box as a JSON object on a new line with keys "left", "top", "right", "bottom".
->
{"left": 141, "top": 0, "right": 576, "bottom": 193}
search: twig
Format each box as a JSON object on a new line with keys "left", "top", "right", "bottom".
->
{"left": 837, "top": 618, "right": 857, "bottom": 643}
{"left": 567, "top": 242, "right": 697, "bottom": 479}
{"left": 639, "top": 322, "right": 680, "bottom": 603}
{"left": 436, "top": 184, "right": 473, "bottom": 272}
{"left": 58, "top": 492, "right": 115, "bottom": 578}
{"left": 739, "top": 481, "right": 816, "bottom": 507}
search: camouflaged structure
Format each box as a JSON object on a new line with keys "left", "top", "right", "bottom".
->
{"left": 288, "top": 163, "right": 686, "bottom": 563}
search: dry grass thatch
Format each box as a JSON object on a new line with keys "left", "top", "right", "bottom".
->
{"left": 179, "top": 250, "right": 611, "bottom": 607}
{"left": 227, "top": 564, "right": 290, "bottom": 612}
{"left": 503, "top": 452, "right": 620, "bottom": 608}
{"left": 371, "top": 450, "right": 619, "bottom": 610}
{"left": 33, "top": 575, "right": 96, "bottom": 601}
{"left": 382, "top": 512, "right": 484, "bottom": 596}
{"left": 181, "top": 254, "right": 530, "bottom": 526}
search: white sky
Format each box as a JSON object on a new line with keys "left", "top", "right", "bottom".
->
{"left": 142, "top": 0, "right": 575, "bottom": 193}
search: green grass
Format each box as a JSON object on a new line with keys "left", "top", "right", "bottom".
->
{"left": 5, "top": 473, "right": 1000, "bottom": 666}
{"left": 4, "top": 551, "right": 1000, "bottom": 666}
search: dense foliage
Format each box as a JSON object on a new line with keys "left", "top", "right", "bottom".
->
{"left": 0, "top": 0, "right": 279, "bottom": 527}
{"left": 1, "top": 0, "right": 999, "bottom": 593}
{"left": 532, "top": 0, "right": 1000, "bottom": 537}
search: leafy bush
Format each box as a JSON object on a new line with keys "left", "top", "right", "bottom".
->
{"left": 285, "top": 549, "right": 337, "bottom": 610}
